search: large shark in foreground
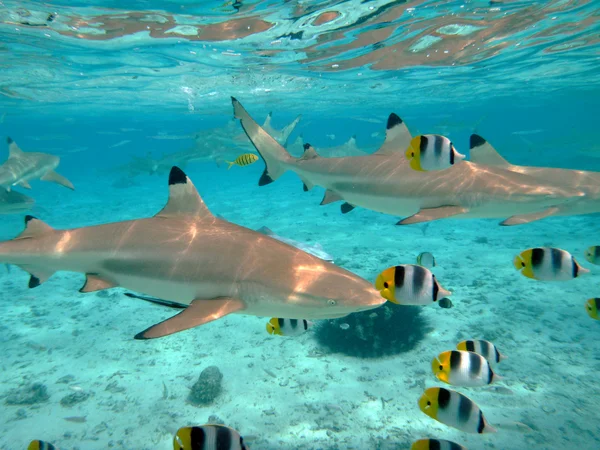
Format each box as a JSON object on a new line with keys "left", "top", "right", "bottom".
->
{"left": 0, "top": 167, "right": 384, "bottom": 339}
{"left": 232, "top": 98, "right": 589, "bottom": 226}
{"left": 0, "top": 138, "right": 74, "bottom": 191}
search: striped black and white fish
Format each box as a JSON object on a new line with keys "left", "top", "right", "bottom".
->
{"left": 514, "top": 247, "right": 589, "bottom": 281}
{"left": 411, "top": 438, "right": 467, "bottom": 450}
{"left": 406, "top": 134, "right": 465, "bottom": 171}
{"left": 266, "top": 317, "right": 313, "bottom": 336}
{"left": 456, "top": 339, "right": 506, "bottom": 365}
{"left": 375, "top": 264, "right": 451, "bottom": 305}
{"left": 418, "top": 387, "right": 496, "bottom": 434}
{"left": 173, "top": 425, "right": 249, "bottom": 450}
{"left": 432, "top": 350, "right": 501, "bottom": 387}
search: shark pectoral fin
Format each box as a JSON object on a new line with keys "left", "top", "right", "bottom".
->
{"left": 17, "top": 180, "right": 32, "bottom": 189}
{"left": 155, "top": 167, "right": 214, "bottom": 219}
{"left": 40, "top": 170, "right": 75, "bottom": 190}
{"left": 16, "top": 265, "right": 54, "bottom": 288}
{"left": 79, "top": 274, "right": 117, "bottom": 293}
{"left": 397, "top": 206, "right": 468, "bottom": 225}
{"left": 340, "top": 202, "right": 355, "bottom": 214}
{"left": 374, "top": 113, "right": 412, "bottom": 156}
{"left": 134, "top": 297, "right": 244, "bottom": 339}
{"left": 300, "top": 177, "right": 314, "bottom": 191}
{"left": 500, "top": 206, "right": 560, "bottom": 226}
{"left": 320, "top": 190, "right": 343, "bottom": 205}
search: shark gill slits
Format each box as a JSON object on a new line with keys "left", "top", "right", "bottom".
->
{"left": 387, "top": 113, "right": 402, "bottom": 129}
{"left": 168, "top": 166, "right": 187, "bottom": 186}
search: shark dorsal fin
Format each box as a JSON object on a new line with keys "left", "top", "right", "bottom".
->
{"left": 16, "top": 215, "right": 54, "bottom": 240}
{"left": 470, "top": 134, "right": 512, "bottom": 168}
{"left": 346, "top": 135, "right": 357, "bottom": 147}
{"left": 300, "top": 143, "right": 319, "bottom": 160}
{"left": 263, "top": 112, "right": 273, "bottom": 129}
{"left": 7, "top": 137, "right": 24, "bottom": 159}
{"left": 156, "top": 166, "right": 213, "bottom": 219}
{"left": 373, "top": 113, "right": 412, "bottom": 155}
{"left": 257, "top": 226, "right": 275, "bottom": 236}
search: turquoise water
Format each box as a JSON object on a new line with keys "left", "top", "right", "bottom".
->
{"left": 1, "top": 1, "right": 599, "bottom": 449}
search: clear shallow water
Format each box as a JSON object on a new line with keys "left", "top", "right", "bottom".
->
{"left": 1, "top": 1, "right": 600, "bottom": 449}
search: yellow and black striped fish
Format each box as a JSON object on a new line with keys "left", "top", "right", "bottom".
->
{"left": 584, "top": 246, "right": 600, "bottom": 265}
{"left": 411, "top": 438, "right": 467, "bottom": 450}
{"left": 375, "top": 264, "right": 451, "bottom": 305}
{"left": 585, "top": 298, "right": 600, "bottom": 320}
{"left": 266, "top": 317, "right": 313, "bottom": 336}
{"left": 432, "top": 350, "right": 501, "bottom": 387}
{"left": 514, "top": 247, "right": 589, "bottom": 281}
{"left": 28, "top": 441, "right": 58, "bottom": 450}
{"left": 173, "top": 425, "right": 248, "bottom": 450}
{"left": 406, "top": 135, "right": 465, "bottom": 171}
{"left": 226, "top": 153, "right": 259, "bottom": 170}
{"left": 418, "top": 387, "right": 496, "bottom": 434}
{"left": 456, "top": 339, "right": 506, "bottom": 365}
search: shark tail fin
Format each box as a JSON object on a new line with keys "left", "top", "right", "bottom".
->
{"left": 231, "top": 97, "right": 293, "bottom": 186}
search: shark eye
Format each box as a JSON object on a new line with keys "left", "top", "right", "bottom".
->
{"left": 383, "top": 282, "right": 389, "bottom": 288}
{"left": 327, "top": 299, "right": 336, "bottom": 306}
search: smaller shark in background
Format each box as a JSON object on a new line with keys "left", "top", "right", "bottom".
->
{"left": 0, "top": 137, "right": 74, "bottom": 191}
{"left": 0, "top": 189, "right": 34, "bottom": 214}
{"left": 286, "top": 135, "right": 370, "bottom": 158}
{"left": 232, "top": 97, "right": 587, "bottom": 226}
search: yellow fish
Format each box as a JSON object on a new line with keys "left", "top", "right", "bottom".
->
{"left": 375, "top": 264, "right": 451, "bottom": 305}
{"left": 266, "top": 317, "right": 313, "bottom": 336}
{"left": 418, "top": 387, "right": 496, "bottom": 434}
{"left": 432, "top": 350, "right": 501, "bottom": 387}
{"left": 226, "top": 153, "right": 258, "bottom": 169}
{"left": 514, "top": 247, "right": 589, "bottom": 281}
{"left": 174, "top": 425, "right": 248, "bottom": 450}
{"left": 411, "top": 438, "right": 467, "bottom": 450}
{"left": 584, "top": 246, "right": 600, "bottom": 265}
{"left": 28, "top": 441, "right": 58, "bottom": 450}
{"left": 585, "top": 298, "right": 600, "bottom": 320}
{"left": 406, "top": 135, "right": 465, "bottom": 171}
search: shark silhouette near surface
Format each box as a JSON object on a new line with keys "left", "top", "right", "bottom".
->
{"left": 0, "top": 138, "right": 74, "bottom": 191}
{"left": 0, "top": 166, "right": 384, "bottom": 339}
{"left": 0, "top": 189, "right": 34, "bottom": 214}
{"left": 232, "top": 97, "right": 588, "bottom": 226}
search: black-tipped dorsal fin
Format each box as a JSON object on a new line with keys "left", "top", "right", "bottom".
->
{"left": 16, "top": 215, "right": 54, "bottom": 240}
{"left": 299, "top": 143, "right": 319, "bottom": 161}
{"left": 7, "top": 137, "right": 24, "bottom": 159}
{"left": 374, "top": 113, "right": 413, "bottom": 155}
{"left": 469, "top": 134, "right": 512, "bottom": 168}
{"left": 156, "top": 166, "right": 213, "bottom": 219}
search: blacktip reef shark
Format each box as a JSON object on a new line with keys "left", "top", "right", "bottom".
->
{"left": 231, "top": 97, "right": 586, "bottom": 226}
{"left": 0, "top": 137, "right": 74, "bottom": 191}
{"left": 469, "top": 134, "right": 600, "bottom": 224}
{"left": 0, "top": 166, "right": 384, "bottom": 339}
{"left": 286, "top": 135, "right": 369, "bottom": 158}
{"left": 0, "top": 189, "right": 34, "bottom": 214}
